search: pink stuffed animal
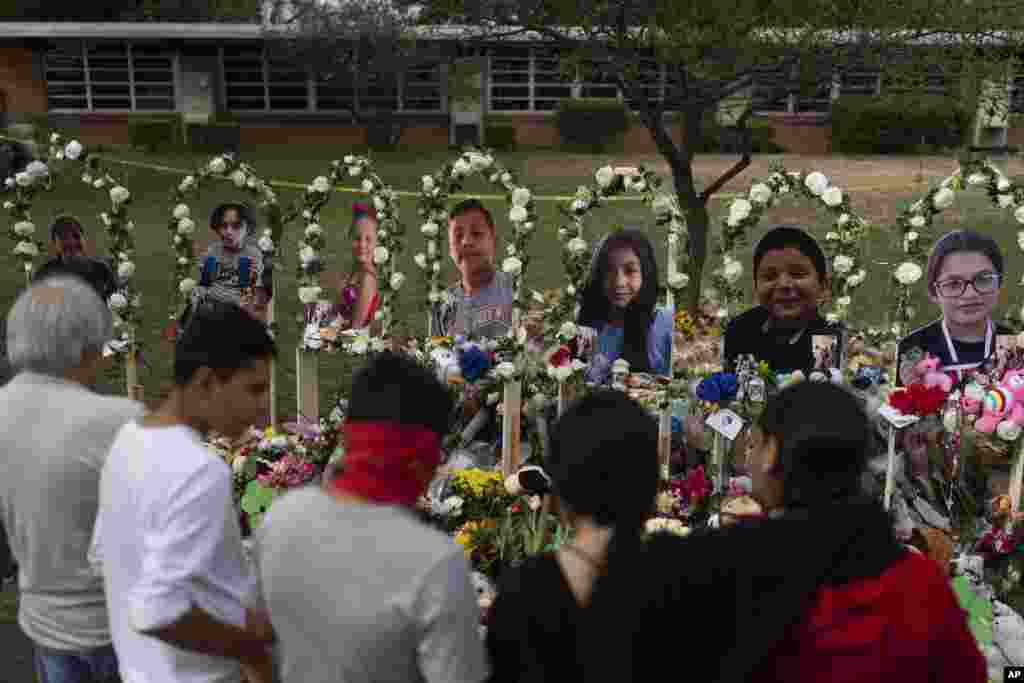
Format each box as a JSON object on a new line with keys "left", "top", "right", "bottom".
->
{"left": 961, "top": 381, "right": 985, "bottom": 415}
{"left": 914, "top": 354, "right": 953, "bottom": 393}
{"left": 999, "top": 368, "right": 1024, "bottom": 426}
{"left": 975, "top": 385, "right": 1015, "bottom": 434}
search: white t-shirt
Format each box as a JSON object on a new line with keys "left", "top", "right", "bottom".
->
{"left": 91, "top": 421, "right": 255, "bottom": 683}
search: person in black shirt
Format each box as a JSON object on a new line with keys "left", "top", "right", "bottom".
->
{"left": 896, "top": 230, "right": 1009, "bottom": 386}
{"left": 724, "top": 226, "right": 841, "bottom": 374}
{"left": 32, "top": 216, "right": 118, "bottom": 303}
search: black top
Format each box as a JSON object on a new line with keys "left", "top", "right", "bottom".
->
{"left": 723, "top": 306, "right": 842, "bottom": 374}
{"left": 486, "top": 554, "right": 583, "bottom": 683}
{"left": 33, "top": 256, "right": 119, "bottom": 302}
{"left": 897, "top": 318, "right": 1012, "bottom": 386}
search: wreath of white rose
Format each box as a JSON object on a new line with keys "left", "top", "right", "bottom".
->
{"left": 167, "top": 153, "right": 281, "bottom": 333}
{"left": 2, "top": 154, "right": 53, "bottom": 282}
{"left": 415, "top": 147, "right": 539, "bottom": 365}
{"left": 893, "top": 161, "right": 1024, "bottom": 338}
{"left": 304, "top": 156, "right": 405, "bottom": 353}
{"left": 34, "top": 132, "right": 141, "bottom": 356}
{"left": 719, "top": 164, "right": 869, "bottom": 326}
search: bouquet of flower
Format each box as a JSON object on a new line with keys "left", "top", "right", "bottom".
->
{"left": 237, "top": 426, "right": 323, "bottom": 531}
{"left": 975, "top": 496, "right": 1024, "bottom": 597}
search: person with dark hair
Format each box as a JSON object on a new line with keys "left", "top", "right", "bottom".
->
{"left": 433, "top": 198, "right": 514, "bottom": 339}
{"left": 91, "top": 302, "right": 277, "bottom": 683}
{"left": 250, "top": 352, "right": 489, "bottom": 683}
{"left": 578, "top": 229, "right": 673, "bottom": 380}
{"left": 581, "top": 382, "right": 986, "bottom": 683}
{"left": 33, "top": 215, "right": 119, "bottom": 302}
{"left": 487, "top": 389, "right": 659, "bottom": 681}
{"left": 897, "top": 229, "right": 1009, "bottom": 386}
{"left": 188, "top": 203, "right": 269, "bottom": 324}
{"left": 723, "top": 225, "right": 839, "bottom": 373}
{"left": 315, "top": 202, "right": 380, "bottom": 330}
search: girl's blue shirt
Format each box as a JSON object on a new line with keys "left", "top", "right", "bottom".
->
{"left": 588, "top": 306, "right": 674, "bottom": 378}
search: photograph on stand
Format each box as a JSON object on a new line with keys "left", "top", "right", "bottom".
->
{"left": 811, "top": 331, "right": 842, "bottom": 373}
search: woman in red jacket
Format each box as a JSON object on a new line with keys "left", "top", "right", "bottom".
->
{"left": 581, "top": 382, "right": 985, "bottom": 683}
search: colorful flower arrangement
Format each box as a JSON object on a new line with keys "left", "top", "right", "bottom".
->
{"left": 892, "top": 161, "right": 1023, "bottom": 338}
{"left": 975, "top": 495, "right": 1024, "bottom": 597}
{"left": 719, "top": 163, "right": 869, "bottom": 325}
{"left": 165, "top": 152, "right": 281, "bottom": 336}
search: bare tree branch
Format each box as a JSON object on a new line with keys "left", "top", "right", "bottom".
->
{"left": 700, "top": 108, "right": 753, "bottom": 203}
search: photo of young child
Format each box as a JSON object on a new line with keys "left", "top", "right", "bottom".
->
{"left": 992, "top": 334, "right": 1022, "bottom": 377}
{"left": 811, "top": 332, "right": 841, "bottom": 371}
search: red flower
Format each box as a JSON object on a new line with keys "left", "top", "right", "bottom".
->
{"left": 549, "top": 346, "right": 571, "bottom": 368}
{"left": 680, "top": 466, "right": 709, "bottom": 505}
{"left": 510, "top": 504, "right": 521, "bottom": 514}
{"left": 888, "top": 382, "right": 948, "bottom": 417}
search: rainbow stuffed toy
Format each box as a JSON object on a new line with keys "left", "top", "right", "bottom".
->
{"left": 975, "top": 385, "right": 1016, "bottom": 434}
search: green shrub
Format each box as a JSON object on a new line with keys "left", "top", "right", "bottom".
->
{"left": 130, "top": 118, "right": 179, "bottom": 152}
{"left": 188, "top": 122, "right": 240, "bottom": 153}
{"left": 555, "top": 99, "right": 629, "bottom": 152}
{"left": 485, "top": 125, "right": 516, "bottom": 150}
{"left": 832, "top": 95, "right": 969, "bottom": 154}
{"left": 689, "top": 115, "right": 785, "bottom": 154}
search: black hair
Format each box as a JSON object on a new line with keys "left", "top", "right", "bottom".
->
{"left": 50, "top": 215, "right": 84, "bottom": 242}
{"left": 346, "top": 352, "right": 454, "bottom": 436}
{"left": 926, "top": 229, "right": 1005, "bottom": 293}
{"left": 753, "top": 226, "right": 828, "bottom": 283}
{"left": 209, "top": 203, "right": 255, "bottom": 233}
{"left": 173, "top": 301, "right": 276, "bottom": 386}
{"left": 33, "top": 255, "right": 107, "bottom": 300}
{"left": 578, "top": 229, "right": 659, "bottom": 373}
{"left": 449, "top": 198, "right": 495, "bottom": 231}
{"left": 755, "top": 381, "right": 871, "bottom": 509}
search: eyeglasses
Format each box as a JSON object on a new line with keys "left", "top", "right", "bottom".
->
{"left": 934, "top": 272, "right": 1001, "bottom": 298}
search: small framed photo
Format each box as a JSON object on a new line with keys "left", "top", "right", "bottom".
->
{"left": 811, "top": 331, "right": 842, "bottom": 372}
{"left": 994, "top": 334, "right": 1022, "bottom": 374}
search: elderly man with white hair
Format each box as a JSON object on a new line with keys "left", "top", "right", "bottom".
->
{"left": 0, "top": 275, "right": 143, "bottom": 683}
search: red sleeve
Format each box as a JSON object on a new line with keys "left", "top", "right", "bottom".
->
{"left": 922, "top": 558, "right": 987, "bottom": 682}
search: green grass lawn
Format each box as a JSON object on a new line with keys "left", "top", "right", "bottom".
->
{"left": 4, "top": 145, "right": 1024, "bottom": 419}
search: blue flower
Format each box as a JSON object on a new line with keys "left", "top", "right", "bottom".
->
{"left": 459, "top": 346, "right": 493, "bottom": 383}
{"left": 671, "top": 416, "right": 682, "bottom": 435}
{"left": 696, "top": 373, "right": 739, "bottom": 404}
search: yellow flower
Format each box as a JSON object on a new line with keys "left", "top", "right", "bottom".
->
{"left": 452, "top": 469, "right": 504, "bottom": 499}
{"left": 263, "top": 426, "right": 275, "bottom": 439}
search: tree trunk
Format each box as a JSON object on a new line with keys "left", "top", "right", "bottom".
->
{"left": 681, "top": 201, "right": 711, "bottom": 314}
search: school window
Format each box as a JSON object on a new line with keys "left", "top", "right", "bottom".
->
{"left": 44, "top": 41, "right": 176, "bottom": 112}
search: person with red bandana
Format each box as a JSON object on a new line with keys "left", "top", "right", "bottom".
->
{"left": 250, "top": 352, "right": 489, "bottom": 683}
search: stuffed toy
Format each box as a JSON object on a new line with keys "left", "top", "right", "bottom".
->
{"left": 1000, "top": 368, "right": 1024, "bottom": 427}
{"left": 961, "top": 381, "right": 986, "bottom": 416}
{"left": 914, "top": 354, "right": 954, "bottom": 393}
{"left": 976, "top": 386, "right": 1016, "bottom": 434}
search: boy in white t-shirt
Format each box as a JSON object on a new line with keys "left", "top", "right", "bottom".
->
{"left": 92, "top": 301, "right": 277, "bottom": 683}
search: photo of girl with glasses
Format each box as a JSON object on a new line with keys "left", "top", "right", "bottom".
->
{"left": 896, "top": 230, "right": 1011, "bottom": 387}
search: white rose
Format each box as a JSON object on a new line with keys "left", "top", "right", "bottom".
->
{"left": 507, "top": 244, "right": 517, "bottom": 257}
{"left": 668, "top": 272, "right": 690, "bottom": 289}
{"left": 836, "top": 295, "right": 852, "bottom": 306}
{"left": 729, "top": 198, "right": 752, "bottom": 221}
{"left": 999, "top": 194, "right": 1015, "bottom": 208}
{"left": 118, "top": 261, "right": 135, "bottom": 279}
{"left": 722, "top": 260, "right": 743, "bottom": 284}
{"left": 441, "top": 496, "right": 465, "bottom": 516}
{"left": 595, "top": 165, "right": 616, "bottom": 189}
{"left": 558, "top": 322, "right": 577, "bottom": 339}
{"left": 173, "top": 204, "right": 190, "bottom": 220}
{"left": 567, "top": 284, "right": 576, "bottom": 296}
{"left": 361, "top": 179, "right": 374, "bottom": 193}
{"left": 299, "top": 245, "right": 317, "bottom": 264}
{"left": 109, "top": 186, "right": 130, "bottom": 204}
{"left": 346, "top": 166, "right": 360, "bottom": 177}
{"left": 298, "top": 286, "right": 322, "bottom": 304}
{"left": 652, "top": 194, "right": 674, "bottom": 218}
{"left": 933, "top": 187, "right": 955, "bottom": 210}
{"left": 94, "top": 178, "right": 107, "bottom": 189}
{"left": 231, "top": 170, "right": 246, "bottom": 188}
{"left": 428, "top": 291, "right": 440, "bottom": 304}
{"left": 847, "top": 269, "right": 867, "bottom": 287}
{"left": 390, "top": 272, "right": 405, "bottom": 290}
{"left": 968, "top": 172, "right": 987, "bottom": 186}
{"left": 822, "top": 186, "right": 843, "bottom": 207}
{"left": 894, "top": 261, "right": 924, "bottom": 285}
{"left": 1018, "top": 231, "right": 1024, "bottom": 253}
{"left": 420, "top": 175, "right": 436, "bottom": 192}
{"left": 432, "top": 262, "right": 441, "bottom": 273}
{"left": 453, "top": 158, "right": 472, "bottom": 176}
{"left": 502, "top": 256, "right": 523, "bottom": 276}
{"left": 905, "top": 231, "right": 919, "bottom": 243}
{"left": 421, "top": 221, "right": 439, "bottom": 237}
{"left": 208, "top": 157, "right": 227, "bottom": 174}
{"left": 179, "top": 278, "right": 197, "bottom": 295}
{"left": 494, "top": 362, "right": 517, "bottom": 380}
{"left": 832, "top": 254, "right": 855, "bottom": 274}
{"left": 4, "top": 177, "right": 13, "bottom": 188}
{"left": 13, "top": 241, "right": 38, "bottom": 257}
{"left": 749, "top": 183, "right": 772, "bottom": 204}
{"left": 826, "top": 232, "right": 839, "bottom": 242}
{"left": 2, "top": 201, "right": 12, "bottom": 210}
{"left": 64, "top": 140, "right": 83, "bottom": 160}
{"left": 998, "top": 421, "right": 1022, "bottom": 442}
{"left": 373, "top": 196, "right": 387, "bottom": 212}
{"left": 998, "top": 177, "right": 1012, "bottom": 191}
{"left": 177, "top": 257, "right": 188, "bottom": 266}
{"left": 13, "top": 221, "right": 34, "bottom": 237}
{"left": 258, "top": 236, "right": 274, "bottom": 252}
{"left": 173, "top": 236, "right": 182, "bottom": 246}
{"left": 177, "top": 218, "right": 195, "bottom": 235}
{"left": 414, "top": 253, "right": 428, "bottom": 270}
{"left": 511, "top": 187, "right": 532, "bottom": 208}
{"left": 25, "top": 161, "right": 48, "bottom": 178}
{"left": 804, "top": 171, "right": 829, "bottom": 196}
{"left": 567, "top": 237, "right": 588, "bottom": 255}
{"left": 838, "top": 213, "right": 850, "bottom": 226}
{"left": 509, "top": 206, "right": 528, "bottom": 223}
{"left": 572, "top": 198, "right": 588, "bottom": 212}
{"left": 312, "top": 176, "right": 330, "bottom": 193}
{"left": 15, "top": 172, "right": 32, "bottom": 187}
{"left": 305, "top": 224, "right": 323, "bottom": 239}
{"left": 108, "top": 293, "right": 128, "bottom": 310}
{"left": 343, "top": 155, "right": 356, "bottom": 165}
{"left": 909, "top": 214, "right": 926, "bottom": 229}
{"left": 373, "top": 246, "right": 389, "bottom": 265}
{"left": 1015, "top": 206, "right": 1024, "bottom": 225}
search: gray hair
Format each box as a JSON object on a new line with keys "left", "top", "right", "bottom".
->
{"left": 7, "top": 276, "right": 113, "bottom": 376}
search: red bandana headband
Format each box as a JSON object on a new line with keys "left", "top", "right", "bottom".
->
{"left": 331, "top": 421, "right": 442, "bottom": 508}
